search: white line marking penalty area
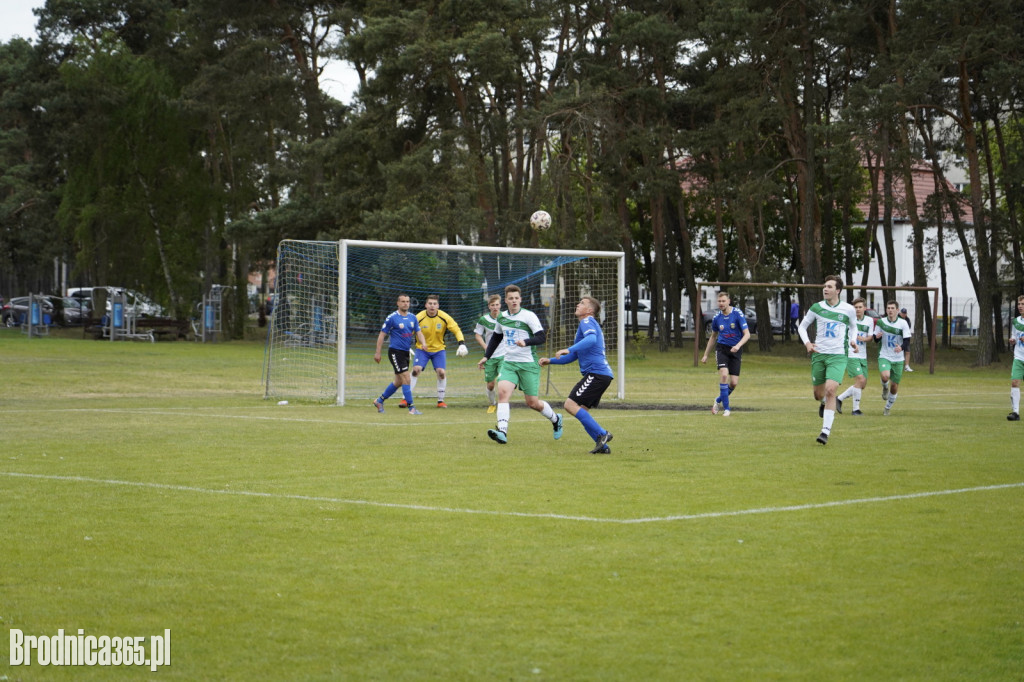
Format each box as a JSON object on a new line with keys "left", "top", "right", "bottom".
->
{"left": 3, "top": 472, "right": 1021, "bottom": 525}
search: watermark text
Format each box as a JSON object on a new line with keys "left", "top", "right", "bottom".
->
{"left": 9, "top": 628, "right": 171, "bottom": 671}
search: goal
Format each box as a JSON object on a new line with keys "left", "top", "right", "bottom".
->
{"left": 263, "top": 239, "right": 626, "bottom": 404}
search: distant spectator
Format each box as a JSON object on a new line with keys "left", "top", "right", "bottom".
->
{"left": 789, "top": 299, "right": 800, "bottom": 335}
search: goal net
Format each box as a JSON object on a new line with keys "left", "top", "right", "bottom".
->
{"left": 263, "top": 239, "right": 626, "bottom": 404}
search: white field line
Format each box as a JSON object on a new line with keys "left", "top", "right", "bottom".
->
{"left": 2, "top": 472, "right": 1021, "bottom": 525}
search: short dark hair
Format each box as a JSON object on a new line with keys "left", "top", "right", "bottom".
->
{"left": 886, "top": 300, "right": 899, "bottom": 309}
{"left": 396, "top": 293, "right": 410, "bottom": 301}
{"left": 852, "top": 297, "right": 866, "bottom": 306}
{"left": 824, "top": 274, "right": 843, "bottom": 291}
{"left": 504, "top": 284, "right": 521, "bottom": 296}
{"left": 581, "top": 296, "right": 601, "bottom": 318}
{"left": 426, "top": 294, "right": 439, "bottom": 302}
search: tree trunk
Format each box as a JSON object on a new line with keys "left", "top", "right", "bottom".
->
{"left": 957, "top": 56, "right": 995, "bottom": 365}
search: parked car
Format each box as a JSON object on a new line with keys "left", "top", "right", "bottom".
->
{"left": 2, "top": 296, "right": 50, "bottom": 327}
{"left": 2, "top": 295, "right": 92, "bottom": 327}
{"left": 743, "top": 307, "right": 786, "bottom": 335}
{"left": 625, "top": 299, "right": 654, "bottom": 330}
{"left": 624, "top": 299, "right": 686, "bottom": 333}
{"left": 702, "top": 306, "right": 784, "bottom": 335}
{"left": 67, "top": 286, "right": 164, "bottom": 317}
{"left": 58, "top": 296, "right": 90, "bottom": 325}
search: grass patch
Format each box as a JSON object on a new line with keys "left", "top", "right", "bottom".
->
{"left": 1, "top": 332, "right": 1021, "bottom": 680}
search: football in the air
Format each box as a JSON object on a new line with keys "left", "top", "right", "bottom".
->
{"left": 530, "top": 210, "right": 552, "bottom": 231}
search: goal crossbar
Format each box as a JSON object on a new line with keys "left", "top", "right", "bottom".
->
{"left": 264, "top": 239, "right": 626, "bottom": 404}
{"left": 694, "top": 281, "right": 939, "bottom": 373}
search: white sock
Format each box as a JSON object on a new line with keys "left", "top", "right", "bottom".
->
{"left": 410, "top": 374, "right": 419, "bottom": 392}
{"left": 437, "top": 378, "right": 447, "bottom": 402}
{"left": 486, "top": 387, "right": 496, "bottom": 405}
{"left": 1011, "top": 387, "right": 1020, "bottom": 413}
{"left": 882, "top": 380, "right": 889, "bottom": 392}
{"left": 496, "top": 403, "right": 510, "bottom": 433}
{"left": 539, "top": 400, "right": 556, "bottom": 421}
{"left": 853, "top": 387, "right": 862, "bottom": 410}
{"left": 886, "top": 393, "right": 898, "bottom": 410}
{"left": 822, "top": 409, "right": 836, "bottom": 435}
{"left": 838, "top": 387, "right": 853, "bottom": 401}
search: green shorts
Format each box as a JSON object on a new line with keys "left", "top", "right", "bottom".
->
{"left": 483, "top": 356, "right": 504, "bottom": 383}
{"left": 846, "top": 357, "right": 868, "bottom": 379}
{"left": 498, "top": 360, "right": 541, "bottom": 396}
{"left": 1012, "top": 358, "right": 1024, "bottom": 381}
{"left": 811, "top": 353, "right": 848, "bottom": 386}
{"left": 878, "top": 358, "right": 904, "bottom": 384}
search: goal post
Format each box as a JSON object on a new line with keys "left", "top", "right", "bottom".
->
{"left": 264, "top": 239, "right": 626, "bottom": 404}
{"left": 692, "top": 280, "right": 939, "bottom": 372}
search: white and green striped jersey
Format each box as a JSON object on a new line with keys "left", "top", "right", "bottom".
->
{"left": 474, "top": 312, "right": 507, "bottom": 358}
{"left": 797, "top": 300, "right": 857, "bottom": 356}
{"left": 874, "top": 315, "right": 912, "bottom": 362}
{"left": 1011, "top": 316, "right": 1024, "bottom": 362}
{"left": 494, "top": 308, "right": 544, "bottom": 363}
{"left": 851, "top": 315, "right": 875, "bottom": 360}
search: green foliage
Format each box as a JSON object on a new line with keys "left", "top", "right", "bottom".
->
{"left": 54, "top": 32, "right": 210, "bottom": 308}
{"left": 1, "top": 0, "right": 1023, "bottom": 356}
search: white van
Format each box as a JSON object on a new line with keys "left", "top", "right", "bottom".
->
{"left": 67, "top": 287, "right": 165, "bottom": 317}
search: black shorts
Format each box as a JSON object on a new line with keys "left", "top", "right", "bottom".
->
{"left": 569, "top": 373, "right": 613, "bottom": 409}
{"left": 387, "top": 348, "right": 412, "bottom": 374}
{"left": 715, "top": 345, "right": 742, "bottom": 376}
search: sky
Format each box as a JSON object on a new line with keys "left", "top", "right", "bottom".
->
{"left": 0, "top": 1, "right": 40, "bottom": 44}
{"left": 0, "top": 2, "right": 357, "bottom": 102}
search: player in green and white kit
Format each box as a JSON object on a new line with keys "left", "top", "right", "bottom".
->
{"left": 1007, "top": 294, "right": 1024, "bottom": 421}
{"left": 797, "top": 275, "right": 859, "bottom": 445}
{"left": 874, "top": 300, "right": 912, "bottom": 416}
{"left": 836, "top": 298, "right": 875, "bottom": 416}
{"left": 477, "top": 284, "right": 564, "bottom": 444}
{"left": 474, "top": 294, "right": 506, "bottom": 413}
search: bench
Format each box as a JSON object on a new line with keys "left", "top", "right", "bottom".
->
{"left": 134, "top": 317, "right": 191, "bottom": 340}
{"left": 84, "top": 317, "right": 191, "bottom": 341}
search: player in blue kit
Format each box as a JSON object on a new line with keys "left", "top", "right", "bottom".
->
{"left": 700, "top": 291, "right": 750, "bottom": 416}
{"left": 540, "top": 296, "right": 615, "bottom": 454}
{"left": 373, "top": 293, "right": 428, "bottom": 414}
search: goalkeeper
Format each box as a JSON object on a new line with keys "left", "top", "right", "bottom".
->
{"left": 405, "top": 294, "right": 469, "bottom": 408}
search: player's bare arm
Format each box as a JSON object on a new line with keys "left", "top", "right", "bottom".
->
{"left": 701, "top": 332, "right": 717, "bottom": 363}
{"left": 731, "top": 328, "right": 751, "bottom": 353}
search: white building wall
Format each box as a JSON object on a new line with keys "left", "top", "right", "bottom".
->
{"left": 850, "top": 221, "right": 982, "bottom": 332}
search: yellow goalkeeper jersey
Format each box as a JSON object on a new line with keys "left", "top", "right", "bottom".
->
{"left": 415, "top": 310, "right": 466, "bottom": 352}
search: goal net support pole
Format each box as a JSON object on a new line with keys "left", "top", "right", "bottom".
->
{"left": 693, "top": 281, "right": 939, "bottom": 373}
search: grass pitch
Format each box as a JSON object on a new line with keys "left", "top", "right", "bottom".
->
{"left": 1, "top": 332, "right": 1021, "bottom": 680}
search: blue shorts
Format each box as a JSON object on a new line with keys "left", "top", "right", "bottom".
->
{"left": 414, "top": 348, "right": 447, "bottom": 371}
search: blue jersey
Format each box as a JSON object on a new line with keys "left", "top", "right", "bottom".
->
{"left": 380, "top": 310, "right": 421, "bottom": 352}
{"left": 548, "top": 316, "right": 613, "bottom": 377}
{"left": 712, "top": 308, "right": 748, "bottom": 347}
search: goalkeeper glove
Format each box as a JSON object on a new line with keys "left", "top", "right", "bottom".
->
{"left": 456, "top": 343, "right": 469, "bottom": 357}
